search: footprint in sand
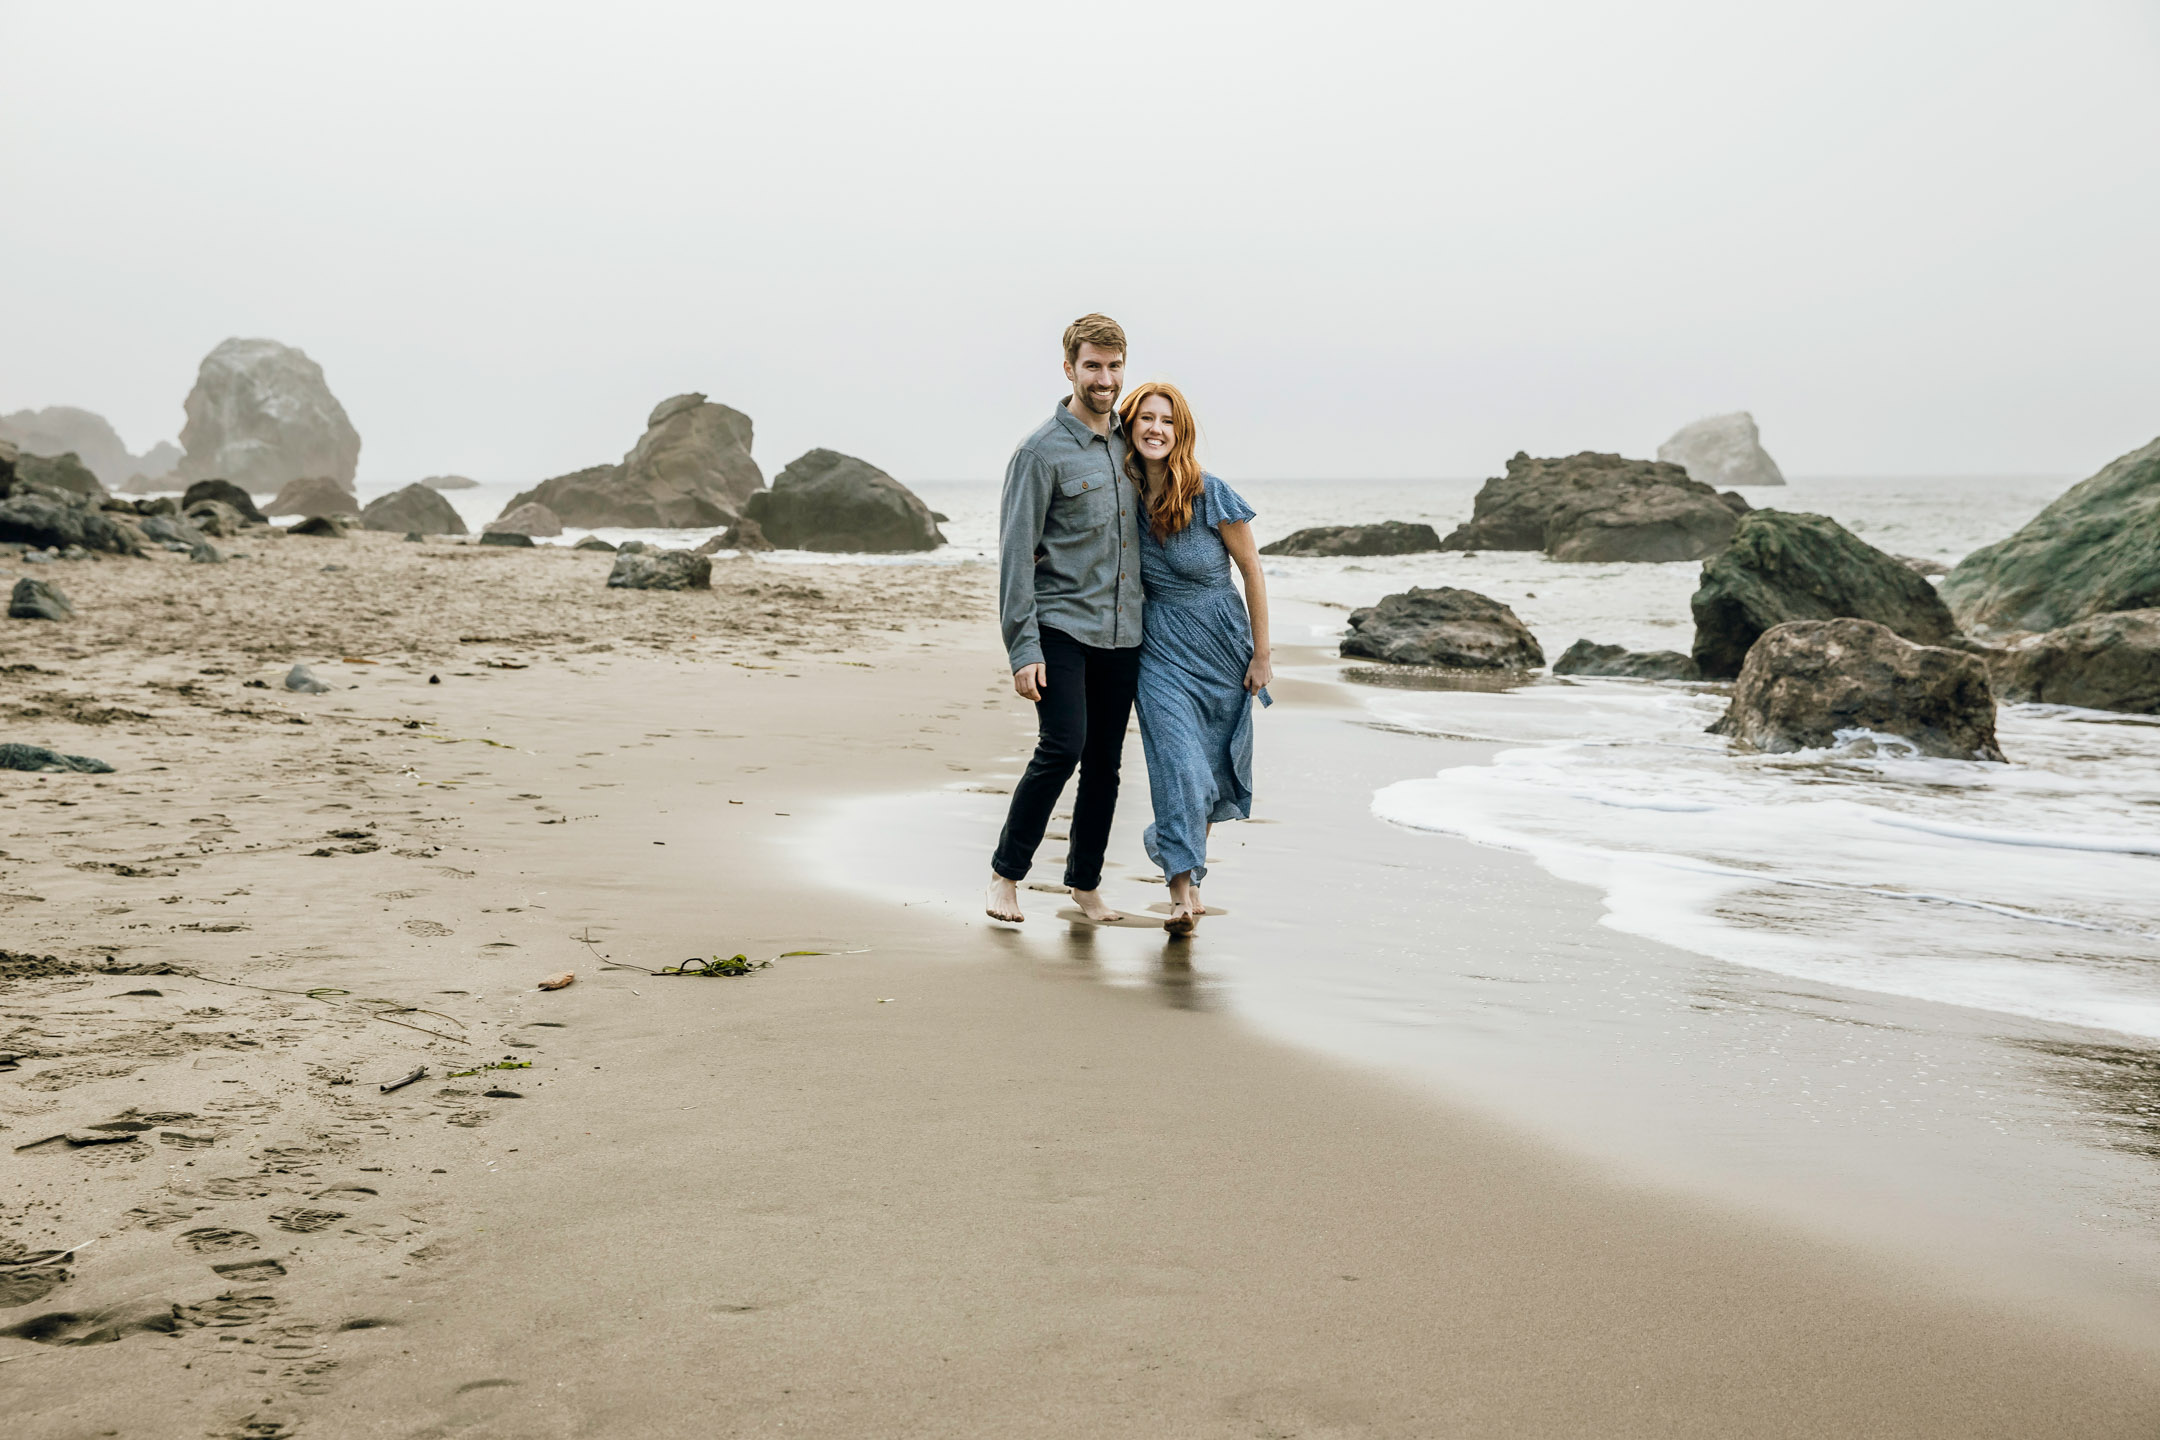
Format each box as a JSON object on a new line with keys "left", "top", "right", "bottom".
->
{"left": 269, "top": 1207, "right": 347, "bottom": 1234}
{"left": 178, "top": 1226, "right": 261, "bottom": 1254}
{"left": 0, "top": 1264, "right": 72, "bottom": 1307}
{"left": 402, "top": 919, "right": 454, "bottom": 937}
{"left": 211, "top": 1258, "right": 287, "bottom": 1281}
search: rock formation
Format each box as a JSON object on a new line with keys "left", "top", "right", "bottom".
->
{"left": 484, "top": 502, "right": 563, "bottom": 538}
{"left": 1259, "top": 521, "right": 1442, "bottom": 557}
{"left": 1987, "top": 609, "right": 2160, "bottom": 714}
{"left": 181, "top": 479, "right": 267, "bottom": 525}
{"left": 1709, "top": 619, "right": 2003, "bottom": 761}
{"left": 138, "top": 512, "right": 210, "bottom": 550}
{"left": 1690, "top": 510, "right": 1960, "bottom": 679}
{"left": 361, "top": 484, "right": 468, "bottom": 535}
{"left": 571, "top": 535, "right": 617, "bottom": 552}
{"left": 1939, "top": 436, "right": 2160, "bottom": 635}
{"left": 420, "top": 474, "right": 479, "bottom": 490}
{"left": 287, "top": 515, "right": 348, "bottom": 538}
{"left": 606, "top": 549, "right": 712, "bottom": 590}
{"left": 183, "top": 499, "right": 248, "bottom": 538}
{"left": 505, "top": 394, "right": 762, "bottom": 529}
{"left": 1339, "top": 587, "right": 1545, "bottom": 668}
{"left": 1440, "top": 452, "right": 1743, "bottom": 562}
{"left": 720, "top": 516, "right": 773, "bottom": 552}
{"left": 177, "top": 338, "right": 361, "bottom": 494}
{"left": 1551, "top": 640, "right": 1700, "bottom": 681}
{"left": 479, "top": 531, "right": 535, "bottom": 548}
{"left": 264, "top": 476, "right": 358, "bottom": 519}
{"left": 1657, "top": 412, "right": 1786, "bottom": 488}
{"left": 0, "top": 408, "right": 176, "bottom": 488}
{"left": 8, "top": 577, "right": 75, "bottom": 621}
{"left": 744, "top": 450, "right": 944, "bottom": 553}
{"left": 11, "top": 452, "right": 105, "bottom": 501}
{"left": 0, "top": 488, "right": 145, "bottom": 555}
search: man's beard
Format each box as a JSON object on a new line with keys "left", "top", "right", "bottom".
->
{"left": 1077, "top": 386, "right": 1119, "bottom": 415}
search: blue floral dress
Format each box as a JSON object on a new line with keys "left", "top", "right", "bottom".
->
{"left": 1136, "top": 474, "right": 1270, "bottom": 884}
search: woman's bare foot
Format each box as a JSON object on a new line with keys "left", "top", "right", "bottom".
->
{"left": 986, "top": 874, "right": 1024, "bottom": 923}
{"left": 1070, "top": 887, "right": 1124, "bottom": 923}
{"left": 1164, "top": 873, "right": 1198, "bottom": 936}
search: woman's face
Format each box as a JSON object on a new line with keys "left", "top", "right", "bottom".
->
{"left": 1131, "top": 394, "right": 1177, "bottom": 465}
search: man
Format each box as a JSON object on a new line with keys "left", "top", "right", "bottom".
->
{"left": 986, "top": 314, "right": 1144, "bottom": 924}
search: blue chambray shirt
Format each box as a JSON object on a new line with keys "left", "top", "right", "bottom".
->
{"left": 997, "top": 398, "right": 1145, "bottom": 671}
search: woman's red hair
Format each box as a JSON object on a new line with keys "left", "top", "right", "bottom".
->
{"left": 1118, "top": 381, "right": 1204, "bottom": 540}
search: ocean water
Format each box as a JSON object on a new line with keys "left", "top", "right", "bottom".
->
{"left": 348, "top": 469, "right": 2158, "bottom": 1042}
{"left": 859, "top": 470, "right": 2159, "bottom": 1047}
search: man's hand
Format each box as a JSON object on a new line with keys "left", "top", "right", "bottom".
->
{"left": 1014, "top": 663, "right": 1047, "bottom": 702}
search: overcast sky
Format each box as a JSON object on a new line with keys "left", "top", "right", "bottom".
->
{"left": 4, "top": 1, "right": 2156, "bottom": 486}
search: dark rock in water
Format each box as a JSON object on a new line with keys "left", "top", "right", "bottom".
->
{"left": 188, "top": 542, "right": 224, "bottom": 564}
{"left": 1340, "top": 586, "right": 1544, "bottom": 669}
{"left": 0, "top": 742, "right": 112, "bottom": 773}
{"left": 9, "top": 578, "right": 74, "bottom": 620}
{"left": 1940, "top": 436, "right": 2160, "bottom": 635}
{"left": 479, "top": 530, "right": 535, "bottom": 548}
{"left": 571, "top": 535, "right": 617, "bottom": 552}
{"left": 1988, "top": 608, "right": 2160, "bottom": 714}
{"left": 1689, "top": 510, "right": 1960, "bottom": 679}
{"left": 1260, "top": 521, "right": 1442, "bottom": 557}
{"left": 508, "top": 394, "right": 763, "bottom": 529}
{"left": 403, "top": 531, "right": 423, "bottom": 542}
{"left": 1709, "top": 618, "right": 2003, "bottom": 761}
{"left": 284, "top": 663, "right": 331, "bottom": 694}
{"left": 615, "top": 540, "right": 649, "bottom": 555}
{"left": 1718, "top": 491, "right": 1753, "bottom": 515}
{"left": 178, "top": 337, "right": 361, "bottom": 493}
{"left": 483, "top": 501, "right": 562, "bottom": 538}
{"left": 287, "top": 514, "right": 348, "bottom": 538}
{"left": 1440, "top": 452, "right": 1741, "bottom": 562}
{"left": 420, "top": 474, "right": 479, "bottom": 490}
{"left": 1552, "top": 639, "right": 1700, "bottom": 680}
{"left": 9, "top": 451, "right": 105, "bottom": 502}
{"left": 265, "top": 475, "right": 357, "bottom": 519}
{"left": 139, "top": 513, "right": 208, "bottom": 549}
{"left": 721, "top": 516, "right": 772, "bottom": 552}
{"left": 362, "top": 483, "right": 467, "bottom": 535}
{"left": 1657, "top": 412, "right": 1787, "bottom": 488}
{"left": 0, "top": 492, "right": 146, "bottom": 556}
{"left": 606, "top": 549, "right": 711, "bottom": 590}
{"left": 744, "top": 449, "right": 944, "bottom": 553}
{"left": 181, "top": 479, "right": 266, "bottom": 525}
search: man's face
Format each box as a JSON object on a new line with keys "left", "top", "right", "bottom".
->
{"left": 1063, "top": 342, "right": 1125, "bottom": 415}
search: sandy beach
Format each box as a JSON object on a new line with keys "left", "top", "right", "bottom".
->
{"left": 4, "top": 533, "right": 2159, "bottom": 1437}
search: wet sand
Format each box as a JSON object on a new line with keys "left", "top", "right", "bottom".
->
{"left": 5, "top": 532, "right": 2160, "bottom": 1437}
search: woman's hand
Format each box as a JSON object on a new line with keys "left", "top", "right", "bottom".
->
{"left": 1245, "top": 650, "right": 1273, "bottom": 695}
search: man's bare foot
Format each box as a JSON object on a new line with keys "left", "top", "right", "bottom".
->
{"left": 1070, "top": 887, "right": 1124, "bottom": 923}
{"left": 986, "top": 874, "right": 1024, "bottom": 923}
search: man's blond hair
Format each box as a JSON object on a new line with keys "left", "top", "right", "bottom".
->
{"left": 1062, "top": 313, "right": 1127, "bottom": 364}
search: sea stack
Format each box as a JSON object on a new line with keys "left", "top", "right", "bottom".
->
{"left": 178, "top": 338, "right": 361, "bottom": 495}
{"left": 1657, "top": 412, "right": 1786, "bottom": 488}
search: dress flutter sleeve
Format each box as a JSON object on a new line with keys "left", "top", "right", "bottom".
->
{"left": 1199, "top": 474, "right": 1256, "bottom": 530}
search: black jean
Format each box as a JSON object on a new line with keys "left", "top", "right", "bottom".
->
{"left": 991, "top": 626, "right": 1140, "bottom": 891}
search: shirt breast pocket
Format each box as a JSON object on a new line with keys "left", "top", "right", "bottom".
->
{"left": 1055, "top": 472, "right": 1114, "bottom": 530}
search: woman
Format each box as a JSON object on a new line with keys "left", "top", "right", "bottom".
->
{"left": 1117, "top": 381, "right": 1271, "bottom": 936}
